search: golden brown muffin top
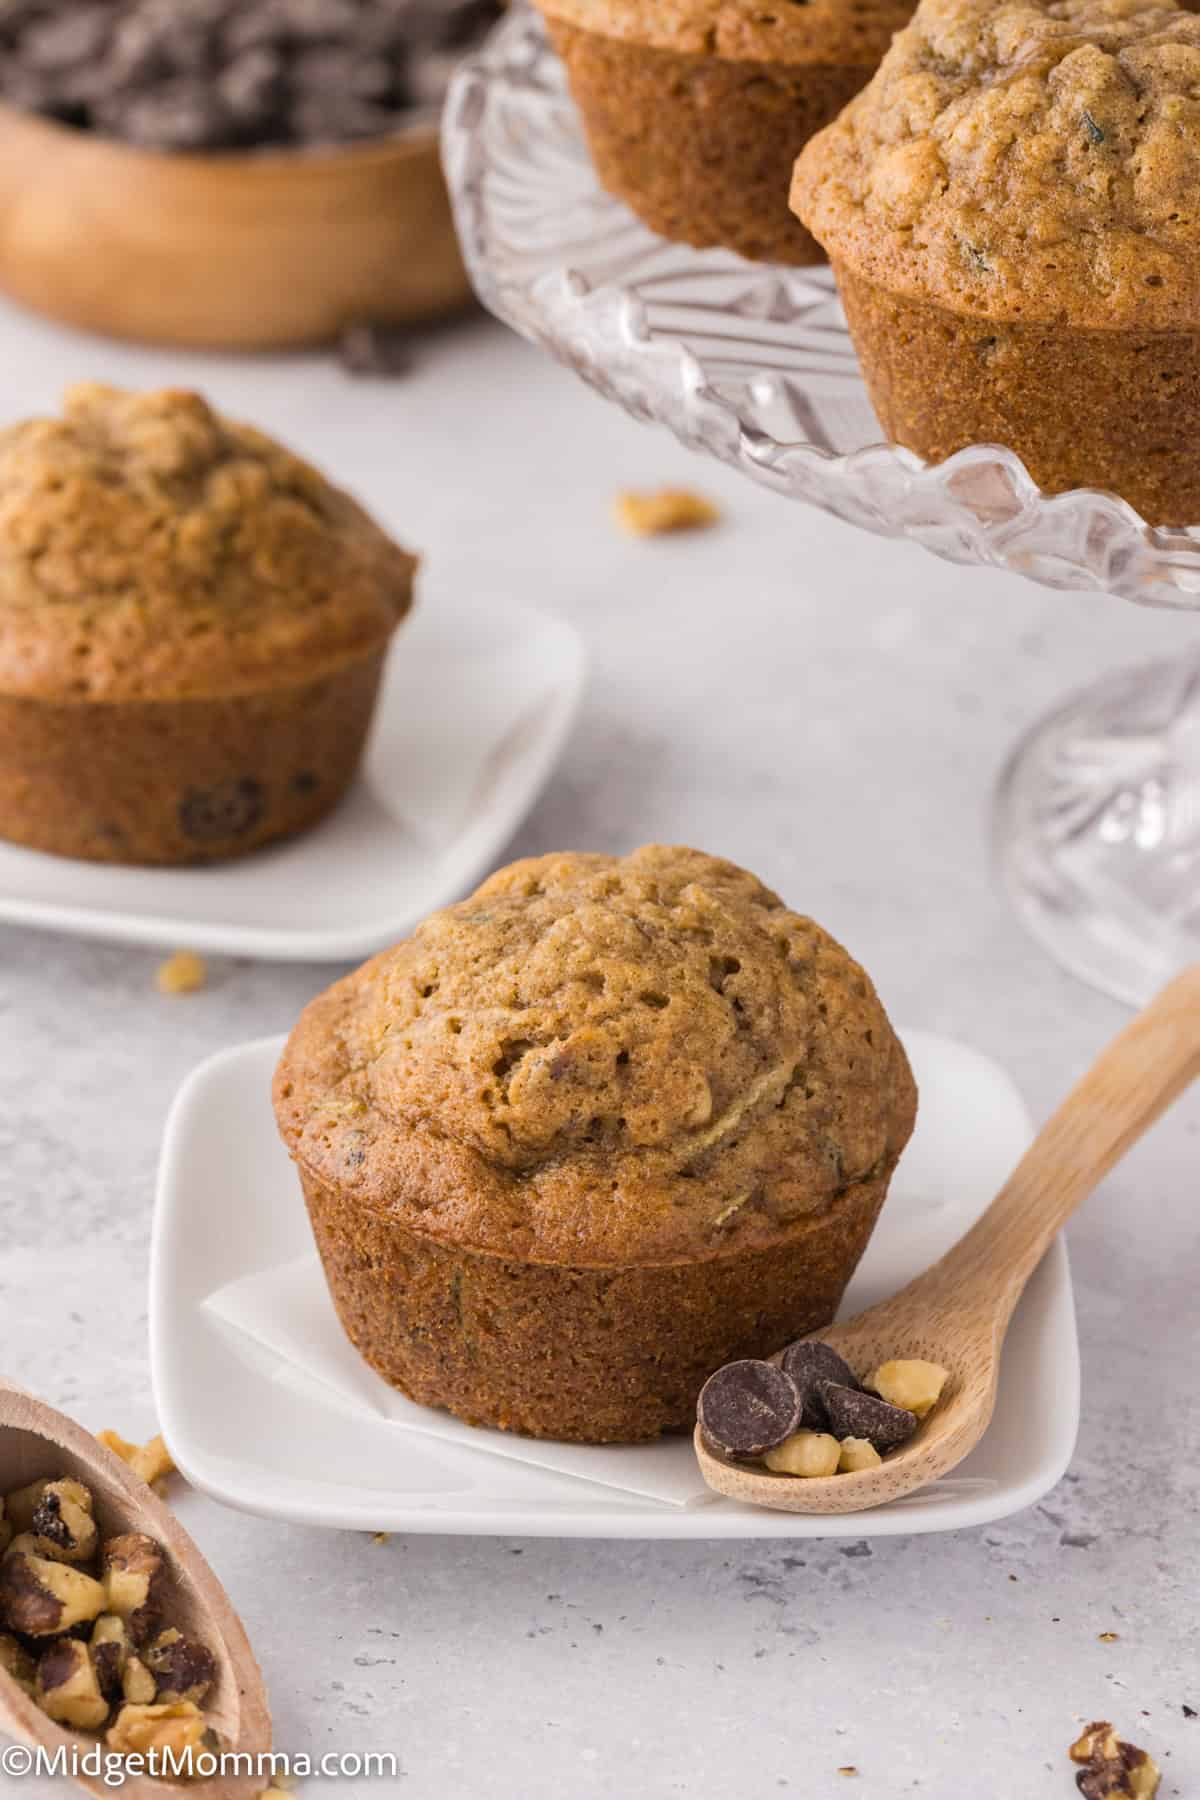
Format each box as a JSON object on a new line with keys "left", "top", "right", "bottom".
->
{"left": 0, "top": 383, "right": 415, "bottom": 703}
{"left": 539, "top": 0, "right": 915, "bottom": 69}
{"left": 274, "top": 846, "right": 917, "bottom": 1269}
{"left": 792, "top": 0, "right": 1200, "bottom": 327}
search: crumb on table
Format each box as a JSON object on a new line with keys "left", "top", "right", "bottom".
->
{"left": 614, "top": 488, "right": 720, "bottom": 536}
{"left": 97, "top": 1430, "right": 177, "bottom": 1490}
{"left": 1069, "top": 1721, "right": 1161, "bottom": 1797}
{"left": 156, "top": 950, "right": 207, "bottom": 995}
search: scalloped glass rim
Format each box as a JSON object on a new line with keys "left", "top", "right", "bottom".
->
{"left": 443, "top": 8, "right": 1200, "bottom": 610}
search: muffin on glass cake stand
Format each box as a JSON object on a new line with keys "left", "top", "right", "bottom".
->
{"left": 443, "top": 1, "right": 1200, "bottom": 1005}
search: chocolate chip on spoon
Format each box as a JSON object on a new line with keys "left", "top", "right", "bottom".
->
{"left": 779, "top": 1341, "right": 860, "bottom": 1428}
{"left": 820, "top": 1382, "right": 917, "bottom": 1453}
{"left": 697, "top": 1360, "right": 802, "bottom": 1459}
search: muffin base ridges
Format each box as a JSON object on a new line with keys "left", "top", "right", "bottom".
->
{"left": 0, "top": 647, "right": 387, "bottom": 865}
{"left": 548, "top": 20, "right": 875, "bottom": 267}
{"left": 300, "top": 1161, "right": 900, "bottom": 1444}
{"left": 836, "top": 262, "right": 1200, "bottom": 527}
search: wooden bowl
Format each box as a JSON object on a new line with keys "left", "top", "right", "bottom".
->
{"left": 0, "top": 101, "right": 473, "bottom": 349}
{"left": 0, "top": 1378, "right": 271, "bottom": 1798}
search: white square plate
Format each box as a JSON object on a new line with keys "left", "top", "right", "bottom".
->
{"left": 0, "top": 595, "right": 585, "bottom": 962}
{"left": 151, "top": 1029, "right": 1079, "bottom": 1537}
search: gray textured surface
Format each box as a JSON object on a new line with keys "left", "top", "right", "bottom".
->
{"left": 0, "top": 298, "right": 1196, "bottom": 1797}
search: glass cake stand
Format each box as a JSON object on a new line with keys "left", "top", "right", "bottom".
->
{"left": 442, "top": 7, "right": 1200, "bottom": 1006}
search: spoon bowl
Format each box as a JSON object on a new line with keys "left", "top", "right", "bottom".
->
{"left": 0, "top": 1380, "right": 270, "bottom": 1798}
{"left": 695, "top": 1313, "right": 1001, "bottom": 1516}
{"left": 697, "top": 963, "right": 1200, "bottom": 1515}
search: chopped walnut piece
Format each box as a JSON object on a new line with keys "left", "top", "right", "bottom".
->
{"left": 866, "top": 1359, "right": 949, "bottom": 1419}
{"left": 35, "top": 1638, "right": 109, "bottom": 1731}
{"left": 763, "top": 1430, "right": 840, "bottom": 1478}
{"left": 97, "top": 1430, "right": 177, "bottom": 1490}
{"left": 100, "top": 1534, "right": 164, "bottom": 1645}
{"left": 106, "top": 1700, "right": 208, "bottom": 1764}
{"left": 156, "top": 950, "right": 207, "bottom": 996}
{"left": 122, "top": 1655, "right": 157, "bottom": 1706}
{"left": 30, "top": 1477, "right": 98, "bottom": 1565}
{"left": 0, "top": 1547, "right": 106, "bottom": 1637}
{"left": 144, "top": 1626, "right": 216, "bottom": 1706}
{"left": 4, "top": 1479, "right": 50, "bottom": 1536}
{"left": 838, "top": 1437, "right": 883, "bottom": 1473}
{"left": 1069, "top": 1722, "right": 1161, "bottom": 1798}
{"left": 614, "top": 488, "right": 720, "bottom": 536}
{"left": 0, "top": 1632, "right": 36, "bottom": 1694}
{"left": 91, "top": 1614, "right": 131, "bottom": 1704}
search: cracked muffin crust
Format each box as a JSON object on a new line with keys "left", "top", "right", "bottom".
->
{"left": 792, "top": 0, "right": 1200, "bottom": 521}
{"left": 0, "top": 383, "right": 415, "bottom": 862}
{"left": 274, "top": 846, "right": 917, "bottom": 1441}
{"left": 537, "top": 0, "right": 914, "bottom": 265}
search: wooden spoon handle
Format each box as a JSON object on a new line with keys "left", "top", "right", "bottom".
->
{"left": 922, "top": 962, "right": 1200, "bottom": 1316}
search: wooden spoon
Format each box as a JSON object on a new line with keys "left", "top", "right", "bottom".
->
{"left": 696, "top": 964, "right": 1200, "bottom": 1515}
{"left": 0, "top": 1381, "right": 271, "bottom": 1798}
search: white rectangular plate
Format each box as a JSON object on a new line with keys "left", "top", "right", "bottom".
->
{"left": 151, "top": 1029, "right": 1079, "bottom": 1538}
{"left": 0, "top": 594, "right": 585, "bottom": 962}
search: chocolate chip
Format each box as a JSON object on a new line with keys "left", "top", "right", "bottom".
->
{"left": 92, "top": 1639, "right": 124, "bottom": 1703}
{"left": 405, "top": 47, "right": 461, "bottom": 111}
{"left": 290, "top": 46, "right": 393, "bottom": 102}
{"left": 179, "top": 777, "right": 265, "bottom": 843}
{"left": 100, "top": 79, "right": 234, "bottom": 151}
{"left": 269, "top": 0, "right": 366, "bottom": 42}
{"left": 340, "top": 319, "right": 415, "bottom": 378}
{"left": 820, "top": 1383, "right": 918, "bottom": 1453}
{"left": 20, "top": 6, "right": 113, "bottom": 72}
{"left": 291, "top": 768, "right": 320, "bottom": 795}
{"left": 698, "top": 1361, "right": 803, "bottom": 1459}
{"left": 779, "top": 1341, "right": 860, "bottom": 1429}
{"left": 217, "top": 47, "right": 287, "bottom": 125}
{"left": 437, "top": 0, "right": 503, "bottom": 51}
{"left": 287, "top": 91, "right": 400, "bottom": 144}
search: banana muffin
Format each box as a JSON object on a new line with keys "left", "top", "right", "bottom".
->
{"left": 537, "top": 0, "right": 914, "bottom": 265}
{"left": 792, "top": 0, "right": 1200, "bottom": 523}
{"left": 273, "top": 845, "right": 917, "bottom": 1443}
{"left": 0, "top": 383, "right": 416, "bottom": 864}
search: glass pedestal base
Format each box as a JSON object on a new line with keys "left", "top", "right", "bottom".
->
{"left": 996, "top": 654, "right": 1200, "bottom": 1005}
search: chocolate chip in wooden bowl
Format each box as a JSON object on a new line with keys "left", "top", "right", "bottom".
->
{"left": 20, "top": 7, "right": 115, "bottom": 75}
{"left": 216, "top": 47, "right": 289, "bottom": 136}
{"left": 819, "top": 1382, "right": 918, "bottom": 1454}
{"left": 97, "top": 79, "right": 235, "bottom": 152}
{"left": 697, "top": 1360, "right": 803, "bottom": 1460}
{"left": 779, "top": 1341, "right": 860, "bottom": 1429}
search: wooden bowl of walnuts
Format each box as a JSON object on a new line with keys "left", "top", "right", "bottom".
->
{"left": 0, "top": 0, "right": 497, "bottom": 349}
